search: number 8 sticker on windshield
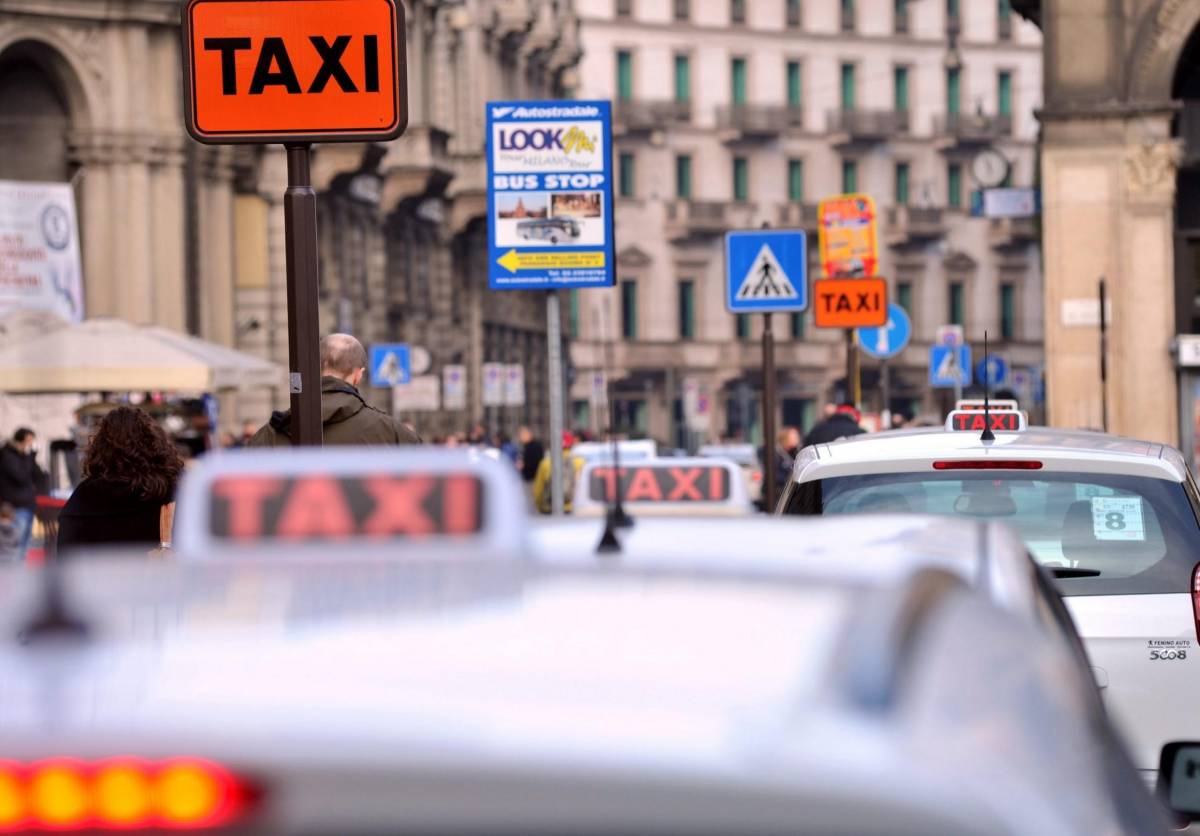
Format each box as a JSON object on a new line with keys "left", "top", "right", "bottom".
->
{"left": 1091, "top": 496, "right": 1146, "bottom": 541}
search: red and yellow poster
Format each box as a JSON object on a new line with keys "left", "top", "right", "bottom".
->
{"left": 817, "top": 194, "right": 878, "bottom": 278}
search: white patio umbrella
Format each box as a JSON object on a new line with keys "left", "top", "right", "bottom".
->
{"left": 0, "top": 318, "right": 284, "bottom": 393}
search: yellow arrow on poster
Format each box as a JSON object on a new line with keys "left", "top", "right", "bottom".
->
{"left": 496, "top": 249, "right": 606, "bottom": 274}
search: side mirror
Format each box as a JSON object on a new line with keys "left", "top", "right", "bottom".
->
{"left": 1158, "top": 742, "right": 1200, "bottom": 822}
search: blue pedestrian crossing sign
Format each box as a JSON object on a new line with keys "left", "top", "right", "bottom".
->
{"left": 856, "top": 303, "right": 911, "bottom": 359}
{"left": 930, "top": 345, "right": 972, "bottom": 388}
{"left": 725, "top": 229, "right": 807, "bottom": 313}
{"left": 369, "top": 344, "right": 411, "bottom": 388}
{"left": 975, "top": 354, "right": 1009, "bottom": 387}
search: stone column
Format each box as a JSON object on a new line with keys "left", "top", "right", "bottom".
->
{"left": 197, "top": 146, "right": 236, "bottom": 347}
{"left": 149, "top": 136, "right": 187, "bottom": 331}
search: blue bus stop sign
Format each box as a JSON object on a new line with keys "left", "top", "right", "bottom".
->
{"left": 856, "top": 303, "right": 911, "bottom": 359}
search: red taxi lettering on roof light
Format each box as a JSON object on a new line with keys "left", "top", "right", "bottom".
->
{"left": 626, "top": 468, "right": 663, "bottom": 502}
{"left": 362, "top": 476, "right": 435, "bottom": 536}
{"left": 665, "top": 467, "right": 703, "bottom": 501}
{"left": 276, "top": 476, "right": 355, "bottom": 540}
{"left": 932, "top": 460, "right": 1043, "bottom": 470}
{"left": 949, "top": 411, "right": 1022, "bottom": 432}
{"left": 442, "top": 476, "right": 480, "bottom": 535}
{"left": 709, "top": 466, "right": 725, "bottom": 499}
{"left": 211, "top": 476, "right": 283, "bottom": 539}
{"left": 587, "top": 465, "right": 732, "bottom": 503}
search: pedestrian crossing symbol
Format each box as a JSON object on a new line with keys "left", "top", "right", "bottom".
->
{"left": 369, "top": 343, "right": 412, "bottom": 388}
{"left": 725, "top": 229, "right": 807, "bottom": 313}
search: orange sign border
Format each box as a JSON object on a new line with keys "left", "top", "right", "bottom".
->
{"left": 812, "top": 277, "right": 888, "bottom": 328}
{"left": 181, "top": 0, "right": 408, "bottom": 145}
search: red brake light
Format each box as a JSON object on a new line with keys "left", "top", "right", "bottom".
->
{"left": 932, "top": 460, "right": 1043, "bottom": 470}
{"left": 1191, "top": 563, "right": 1200, "bottom": 646}
{"left": 0, "top": 758, "right": 255, "bottom": 832}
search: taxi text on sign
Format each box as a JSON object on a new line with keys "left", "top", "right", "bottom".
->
{"left": 812, "top": 278, "right": 888, "bottom": 328}
{"left": 817, "top": 194, "right": 878, "bottom": 278}
{"left": 182, "top": 0, "right": 407, "bottom": 144}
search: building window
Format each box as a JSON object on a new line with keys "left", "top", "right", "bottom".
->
{"left": 788, "top": 158, "right": 804, "bottom": 201}
{"left": 674, "top": 53, "right": 691, "bottom": 103}
{"left": 678, "top": 280, "right": 695, "bottom": 340}
{"left": 731, "top": 0, "right": 745, "bottom": 24}
{"left": 840, "top": 0, "right": 855, "bottom": 31}
{"left": 840, "top": 62, "right": 856, "bottom": 110}
{"left": 621, "top": 280, "right": 638, "bottom": 339}
{"left": 947, "top": 162, "right": 962, "bottom": 208}
{"left": 946, "top": 66, "right": 961, "bottom": 116}
{"left": 998, "top": 70, "right": 1012, "bottom": 117}
{"left": 894, "top": 162, "right": 910, "bottom": 205}
{"left": 616, "top": 0, "right": 633, "bottom": 17}
{"left": 736, "top": 314, "right": 751, "bottom": 340}
{"left": 948, "top": 281, "right": 964, "bottom": 327}
{"left": 568, "top": 289, "right": 580, "bottom": 337}
{"left": 998, "top": 0, "right": 1013, "bottom": 38}
{"left": 786, "top": 0, "right": 801, "bottom": 27}
{"left": 946, "top": 0, "right": 960, "bottom": 31}
{"left": 616, "top": 50, "right": 633, "bottom": 101}
{"left": 733, "top": 156, "right": 749, "bottom": 201}
{"left": 786, "top": 61, "right": 802, "bottom": 108}
{"left": 731, "top": 57, "right": 747, "bottom": 105}
{"left": 675, "top": 0, "right": 689, "bottom": 20}
{"left": 893, "top": 66, "right": 909, "bottom": 112}
{"left": 842, "top": 159, "right": 857, "bottom": 193}
{"left": 894, "top": 0, "right": 908, "bottom": 33}
{"left": 791, "top": 311, "right": 806, "bottom": 339}
{"left": 897, "top": 281, "right": 913, "bottom": 315}
{"left": 676, "top": 154, "right": 692, "bottom": 199}
{"left": 1000, "top": 283, "right": 1015, "bottom": 340}
{"left": 619, "top": 152, "right": 636, "bottom": 197}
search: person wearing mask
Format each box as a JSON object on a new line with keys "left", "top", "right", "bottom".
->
{"left": 0, "top": 428, "right": 46, "bottom": 558}
{"left": 803, "top": 403, "right": 867, "bottom": 447}
{"left": 56, "top": 407, "right": 184, "bottom": 554}
{"left": 248, "top": 333, "right": 421, "bottom": 446}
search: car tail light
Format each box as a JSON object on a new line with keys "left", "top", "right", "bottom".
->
{"left": 1191, "top": 563, "right": 1200, "bottom": 646}
{"left": 751, "top": 471, "right": 762, "bottom": 483}
{"left": 932, "top": 460, "right": 1043, "bottom": 470}
{"left": 0, "top": 758, "right": 255, "bottom": 832}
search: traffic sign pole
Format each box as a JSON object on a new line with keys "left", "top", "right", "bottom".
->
{"left": 284, "top": 144, "right": 323, "bottom": 446}
{"left": 881, "top": 357, "right": 891, "bottom": 428}
{"left": 547, "top": 291, "right": 565, "bottom": 516}
{"left": 762, "top": 312, "right": 777, "bottom": 511}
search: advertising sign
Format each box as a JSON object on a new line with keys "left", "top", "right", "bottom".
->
{"left": 442, "top": 364, "right": 466, "bottom": 410}
{"left": 391, "top": 374, "right": 440, "bottom": 412}
{"left": 182, "top": 0, "right": 408, "bottom": 144}
{"left": 486, "top": 100, "right": 615, "bottom": 290}
{"left": 503, "top": 363, "right": 525, "bottom": 407}
{"left": 0, "top": 181, "right": 84, "bottom": 323}
{"left": 724, "top": 229, "right": 807, "bottom": 313}
{"left": 817, "top": 194, "right": 878, "bottom": 277}
{"left": 482, "top": 362, "right": 504, "bottom": 407}
{"left": 812, "top": 278, "right": 887, "bottom": 328}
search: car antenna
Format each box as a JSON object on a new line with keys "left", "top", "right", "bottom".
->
{"left": 596, "top": 299, "right": 631, "bottom": 555}
{"left": 980, "top": 329, "right": 995, "bottom": 443}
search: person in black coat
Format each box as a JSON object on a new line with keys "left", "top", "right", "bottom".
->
{"left": 804, "top": 403, "right": 868, "bottom": 447}
{"left": 56, "top": 406, "right": 184, "bottom": 555}
{"left": 0, "top": 428, "right": 46, "bottom": 557}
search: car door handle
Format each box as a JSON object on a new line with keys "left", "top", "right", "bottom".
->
{"left": 1092, "top": 666, "right": 1109, "bottom": 689}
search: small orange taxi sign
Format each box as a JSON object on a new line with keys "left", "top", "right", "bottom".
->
{"left": 182, "top": 0, "right": 407, "bottom": 144}
{"left": 812, "top": 277, "right": 888, "bottom": 328}
{"left": 945, "top": 410, "right": 1027, "bottom": 433}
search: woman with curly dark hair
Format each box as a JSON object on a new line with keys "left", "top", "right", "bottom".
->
{"left": 56, "top": 406, "right": 185, "bottom": 554}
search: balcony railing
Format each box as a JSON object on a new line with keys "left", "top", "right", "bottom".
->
{"left": 717, "top": 104, "right": 804, "bottom": 137}
{"left": 935, "top": 112, "right": 1013, "bottom": 143}
{"left": 885, "top": 206, "right": 947, "bottom": 242}
{"left": 777, "top": 202, "right": 820, "bottom": 230}
{"left": 827, "top": 109, "right": 910, "bottom": 140}
{"left": 988, "top": 216, "right": 1038, "bottom": 247}
{"left": 665, "top": 199, "right": 729, "bottom": 239}
{"left": 614, "top": 99, "right": 691, "bottom": 132}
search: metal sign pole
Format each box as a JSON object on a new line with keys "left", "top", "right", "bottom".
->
{"left": 845, "top": 329, "right": 861, "bottom": 408}
{"left": 1099, "top": 277, "right": 1109, "bottom": 433}
{"left": 284, "top": 144, "right": 323, "bottom": 446}
{"left": 762, "top": 313, "right": 777, "bottom": 511}
{"left": 881, "top": 356, "right": 891, "bottom": 429}
{"left": 547, "top": 291, "right": 565, "bottom": 516}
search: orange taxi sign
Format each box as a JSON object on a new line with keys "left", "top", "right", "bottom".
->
{"left": 945, "top": 410, "right": 1027, "bottom": 432}
{"left": 182, "top": 0, "right": 407, "bottom": 144}
{"left": 812, "top": 277, "right": 888, "bottom": 328}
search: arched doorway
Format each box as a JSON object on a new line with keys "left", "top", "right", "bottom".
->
{"left": 0, "top": 41, "right": 77, "bottom": 183}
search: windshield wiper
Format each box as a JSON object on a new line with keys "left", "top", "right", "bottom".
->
{"left": 1051, "top": 567, "right": 1102, "bottom": 579}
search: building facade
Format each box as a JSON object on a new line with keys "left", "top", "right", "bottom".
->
{"left": 0, "top": 0, "right": 580, "bottom": 439}
{"left": 568, "top": 0, "right": 1043, "bottom": 447}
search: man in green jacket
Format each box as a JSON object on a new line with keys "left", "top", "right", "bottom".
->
{"left": 248, "top": 333, "right": 421, "bottom": 447}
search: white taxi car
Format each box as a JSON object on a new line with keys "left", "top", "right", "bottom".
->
{"left": 778, "top": 409, "right": 1200, "bottom": 778}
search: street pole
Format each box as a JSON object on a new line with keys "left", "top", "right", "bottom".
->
{"left": 762, "top": 313, "right": 778, "bottom": 511}
{"left": 283, "top": 144, "right": 323, "bottom": 446}
{"left": 845, "top": 329, "right": 861, "bottom": 408}
{"left": 547, "top": 291, "right": 565, "bottom": 516}
{"left": 1099, "top": 277, "right": 1109, "bottom": 433}
{"left": 881, "top": 356, "right": 891, "bottom": 429}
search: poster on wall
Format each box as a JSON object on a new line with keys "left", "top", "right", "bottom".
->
{"left": 0, "top": 181, "right": 84, "bottom": 322}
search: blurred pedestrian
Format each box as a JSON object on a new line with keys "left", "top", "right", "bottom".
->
{"left": 247, "top": 333, "right": 421, "bottom": 446}
{"left": 773, "top": 426, "right": 802, "bottom": 494}
{"left": 497, "top": 432, "right": 519, "bottom": 463}
{"left": 0, "top": 503, "right": 22, "bottom": 563}
{"left": 0, "top": 427, "right": 45, "bottom": 558}
{"left": 533, "top": 431, "right": 584, "bottom": 515}
{"left": 804, "top": 403, "right": 867, "bottom": 447}
{"left": 517, "top": 425, "right": 543, "bottom": 484}
{"left": 56, "top": 407, "right": 184, "bottom": 554}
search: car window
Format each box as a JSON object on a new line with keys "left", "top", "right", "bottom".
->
{"left": 783, "top": 472, "right": 1200, "bottom": 596}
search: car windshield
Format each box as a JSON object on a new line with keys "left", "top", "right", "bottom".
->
{"left": 783, "top": 471, "right": 1200, "bottom": 596}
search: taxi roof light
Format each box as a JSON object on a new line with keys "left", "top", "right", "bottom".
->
{"left": 932, "top": 460, "right": 1043, "bottom": 470}
{"left": 0, "top": 758, "right": 254, "bottom": 832}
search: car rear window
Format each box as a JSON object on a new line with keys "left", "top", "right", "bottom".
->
{"left": 782, "top": 472, "right": 1200, "bottom": 596}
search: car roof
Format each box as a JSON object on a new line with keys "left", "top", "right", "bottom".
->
{"left": 797, "top": 425, "right": 1187, "bottom": 482}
